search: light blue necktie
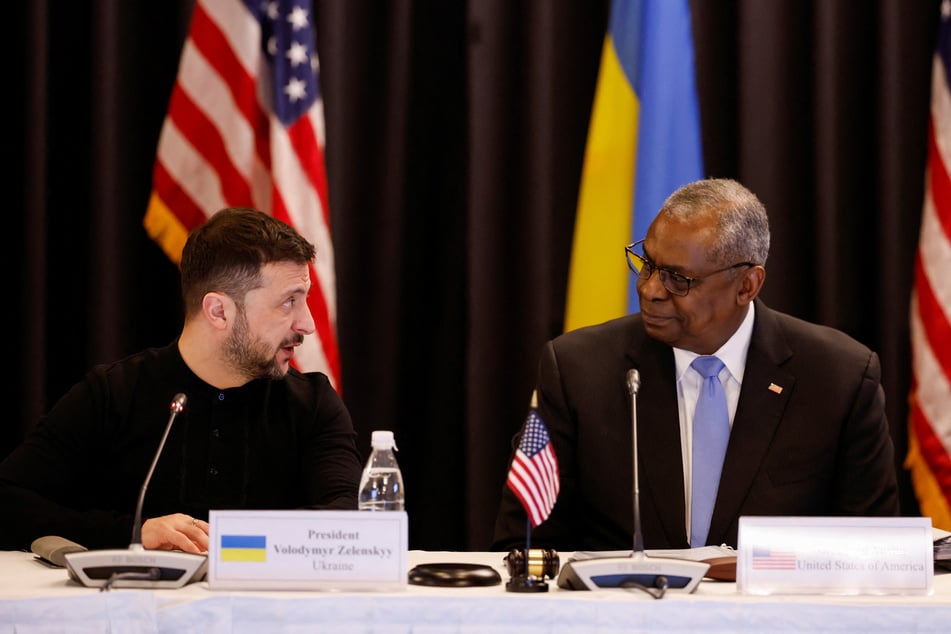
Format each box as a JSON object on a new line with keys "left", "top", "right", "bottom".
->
{"left": 690, "top": 355, "right": 730, "bottom": 547}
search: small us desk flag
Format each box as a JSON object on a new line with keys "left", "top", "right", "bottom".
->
{"left": 506, "top": 391, "right": 560, "bottom": 527}
{"left": 143, "top": 0, "right": 340, "bottom": 388}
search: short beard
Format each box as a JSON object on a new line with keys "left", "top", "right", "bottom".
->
{"left": 223, "top": 309, "right": 297, "bottom": 380}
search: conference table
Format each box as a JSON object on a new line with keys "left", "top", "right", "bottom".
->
{"left": 2, "top": 549, "right": 951, "bottom": 633}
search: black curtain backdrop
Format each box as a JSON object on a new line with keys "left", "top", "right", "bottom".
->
{"left": 7, "top": 1, "right": 941, "bottom": 550}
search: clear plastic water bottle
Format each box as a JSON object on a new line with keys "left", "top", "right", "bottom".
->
{"left": 358, "top": 430, "right": 405, "bottom": 511}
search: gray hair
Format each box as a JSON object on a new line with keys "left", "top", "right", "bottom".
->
{"left": 659, "top": 178, "right": 770, "bottom": 267}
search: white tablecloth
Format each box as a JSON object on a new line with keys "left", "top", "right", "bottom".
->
{"left": 2, "top": 550, "right": 951, "bottom": 633}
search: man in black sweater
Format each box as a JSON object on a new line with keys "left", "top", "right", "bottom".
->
{"left": 0, "top": 207, "right": 362, "bottom": 552}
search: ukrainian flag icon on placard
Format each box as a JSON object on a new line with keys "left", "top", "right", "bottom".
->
{"left": 220, "top": 535, "right": 267, "bottom": 562}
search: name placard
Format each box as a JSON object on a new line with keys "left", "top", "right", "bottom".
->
{"left": 207, "top": 509, "right": 408, "bottom": 590}
{"left": 737, "top": 516, "right": 933, "bottom": 596}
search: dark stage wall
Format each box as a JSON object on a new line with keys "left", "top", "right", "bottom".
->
{"left": 8, "top": 1, "right": 940, "bottom": 549}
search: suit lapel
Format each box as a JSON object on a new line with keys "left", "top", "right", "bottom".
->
{"left": 708, "top": 301, "right": 794, "bottom": 544}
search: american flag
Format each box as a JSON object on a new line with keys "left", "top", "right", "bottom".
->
{"left": 907, "top": 0, "right": 951, "bottom": 530}
{"left": 506, "top": 397, "right": 560, "bottom": 527}
{"left": 751, "top": 548, "right": 797, "bottom": 571}
{"left": 143, "top": 0, "right": 340, "bottom": 388}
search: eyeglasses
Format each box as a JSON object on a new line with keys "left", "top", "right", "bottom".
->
{"left": 625, "top": 240, "right": 756, "bottom": 297}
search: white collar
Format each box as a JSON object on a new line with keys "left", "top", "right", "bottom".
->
{"left": 673, "top": 301, "right": 756, "bottom": 383}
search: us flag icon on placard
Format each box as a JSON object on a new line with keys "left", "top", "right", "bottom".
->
{"left": 751, "top": 548, "right": 797, "bottom": 570}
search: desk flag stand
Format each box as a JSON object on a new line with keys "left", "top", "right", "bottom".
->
{"left": 503, "top": 391, "right": 561, "bottom": 592}
{"left": 505, "top": 540, "right": 559, "bottom": 592}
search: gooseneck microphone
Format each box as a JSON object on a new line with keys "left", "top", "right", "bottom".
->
{"left": 131, "top": 392, "right": 187, "bottom": 546}
{"left": 556, "top": 369, "right": 710, "bottom": 594}
{"left": 627, "top": 369, "right": 643, "bottom": 554}
{"left": 63, "top": 393, "right": 208, "bottom": 590}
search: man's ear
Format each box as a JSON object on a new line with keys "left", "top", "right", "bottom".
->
{"left": 201, "top": 292, "right": 235, "bottom": 330}
{"left": 737, "top": 266, "right": 766, "bottom": 305}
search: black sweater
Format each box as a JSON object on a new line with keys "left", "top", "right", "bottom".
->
{"left": 0, "top": 342, "right": 362, "bottom": 550}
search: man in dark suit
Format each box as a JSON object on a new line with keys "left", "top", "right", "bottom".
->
{"left": 493, "top": 178, "right": 899, "bottom": 552}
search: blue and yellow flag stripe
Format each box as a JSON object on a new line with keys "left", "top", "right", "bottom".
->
{"left": 565, "top": 0, "right": 704, "bottom": 330}
{"left": 220, "top": 534, "right": 267, "bottom": 562}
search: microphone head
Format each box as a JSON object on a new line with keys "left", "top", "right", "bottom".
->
{"left": 170, "top": 393, "right": 187, "bottom": 414}
{"left": 626, "top": 369, "right": 640, "bottom": 395}
{"left": 31, "top": 535, "right": 87, "bottom": 568}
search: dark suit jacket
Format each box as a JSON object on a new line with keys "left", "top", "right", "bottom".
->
{"left": 492, "top": 299, "right": 899, "bottom": 552}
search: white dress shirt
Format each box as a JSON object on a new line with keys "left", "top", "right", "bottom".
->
{"left": 673, "top": 301, "right": 755, "bottom": 543}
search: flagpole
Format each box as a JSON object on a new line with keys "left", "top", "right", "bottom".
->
{"left": 525, "top": 389, "right": 536, "bottom": 556}
{"left": 504, "top": 389, "right": 558, "bottom": 592}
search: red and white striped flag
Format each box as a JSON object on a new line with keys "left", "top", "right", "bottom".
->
{"left": 907, "top": 0, "right": 951, "bottom": 530}
{"left": 143, "top": 0, "right": 340, "bottom": 388}
{"left": 506, "top": 392, "right": 560, "bottom": 527}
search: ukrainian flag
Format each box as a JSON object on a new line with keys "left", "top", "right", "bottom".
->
{"left": 565, "top": 0, "right": 704, "bottom": 330}
{"left": 220, "top": 534, "right": 267, "bottom": 562}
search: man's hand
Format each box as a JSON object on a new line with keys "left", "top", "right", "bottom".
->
{"left": 141, "top": 513, "right": 209, "bottom": 553}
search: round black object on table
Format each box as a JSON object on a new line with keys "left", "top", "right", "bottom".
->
{"left": 408, "top": 563, "right": 502, "bottom": 587}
